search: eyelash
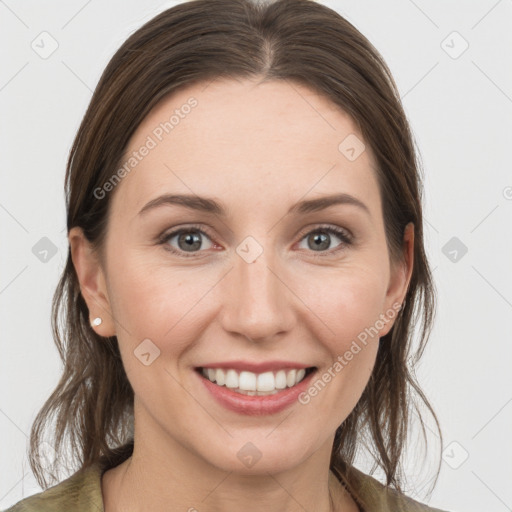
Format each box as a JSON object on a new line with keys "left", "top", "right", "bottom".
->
{"left": 157, "top": 223, "right": 353, "bottom": 259}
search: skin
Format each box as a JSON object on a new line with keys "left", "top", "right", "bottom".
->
{"left": 69, "top": 77, "right": 414, "bottom": 512}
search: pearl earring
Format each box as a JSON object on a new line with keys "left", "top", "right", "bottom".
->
{"left": 92, "top": 317, "right": 102, "bottom": 327}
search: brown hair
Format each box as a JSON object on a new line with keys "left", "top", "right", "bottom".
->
{"left": 28, "top": 0, "right": 442, "bottom": 505}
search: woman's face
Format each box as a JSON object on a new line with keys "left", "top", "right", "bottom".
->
{"left": 71, "top": 78, "right": 412, "bottom": 475}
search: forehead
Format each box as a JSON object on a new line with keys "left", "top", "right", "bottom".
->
{"left": 110, "top": 78, "right": 380, "bottom": 220}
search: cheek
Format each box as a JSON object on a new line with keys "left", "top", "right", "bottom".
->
{"left": 298, "top": 271, "right": 383, "bottom": 426}
{"left": 302, "top": 263, "right": 389, "bottom": 348}
{"left": 294, "top": 263, "right": 386, "bottom": 410}
{"left": 107, "top": 250, "right": 218, "bottom": 355}
{"left": 106, "top": 259, "right": 207, "bottom": 413}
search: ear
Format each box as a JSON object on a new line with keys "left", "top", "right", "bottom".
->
{"left": 68, "top": 227, "right": 116, "bottom": 337}
{"left": 379, "top": 222, "right": 414, "bottom": 337}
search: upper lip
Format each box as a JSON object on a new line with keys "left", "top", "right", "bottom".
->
{"left": 197, "top": 360, "right": 315, "bottom": 373}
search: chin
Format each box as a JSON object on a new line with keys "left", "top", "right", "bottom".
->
{"left": 199, "top": 432, "right": 320, "bottom": 476}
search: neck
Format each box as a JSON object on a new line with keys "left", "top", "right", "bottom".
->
{"left": 101, "top": 403, "right": 358, "bottom": 512}
{"left": 101, "top": 440, "right": 357, "bottom": 512}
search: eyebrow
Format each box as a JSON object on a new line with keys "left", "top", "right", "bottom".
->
{"left": 138, "top": 192, "right": 371, "bottom": 217}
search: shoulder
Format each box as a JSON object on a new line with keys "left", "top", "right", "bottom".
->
{"left": 2, "top": 462, "right": 105, "bottom": 512}
{"left": 344, "top": 466, "right": 451, "bottom": 512}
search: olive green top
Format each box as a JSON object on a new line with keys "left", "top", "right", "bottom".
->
{"left": 3, "top": 459, "right": 449, "bottom": 512}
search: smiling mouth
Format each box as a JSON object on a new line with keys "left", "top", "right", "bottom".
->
{"left": 196, "top": 367, "right": 317, "bottom": 396}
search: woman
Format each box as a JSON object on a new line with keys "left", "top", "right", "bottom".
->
{"left": 5, "top": 0, "right": 449, "bottom": 510}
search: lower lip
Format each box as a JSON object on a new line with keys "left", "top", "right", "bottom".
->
{"left": 195, "top": 368, "right": 317, "bottom": 416}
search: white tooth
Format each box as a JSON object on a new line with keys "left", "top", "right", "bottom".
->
{"left": 257, "top": 371, "right": 275, "bottom": 392}
{"left": 225, "top": 369, "right": 239, "bottom": 388}
{"left": 295, "top": 368, "right": 306, "bottom": 385}
{"left": 209, "top": 368, "right": 307, "bottom": 392}
{"left": 286, "top": 369, "right": 297, "bottom": 387}
{"left": 275, "top": 370, "right": 287, "bottom": 389}
{"left": 239, "top": 371, "right": 257, "bottom": 391}
{"left": 215, "top": 369, "right": 226, "bottom": 386}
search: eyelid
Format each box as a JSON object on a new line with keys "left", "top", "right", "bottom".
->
{"left": 157, "top": 223, "right": 216, "bottom": 258}
{"left": 294, "top": 224, "right": 353, "bottom": 258}
{"left": 295, "top": 223, "right": 353, "bottom": 244}
{"left": 158, "top": 223, "right": 353, "bottom": 257}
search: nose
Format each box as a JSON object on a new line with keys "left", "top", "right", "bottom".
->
{"left": 219, "top": 245, "right": 295, "bottom": 343}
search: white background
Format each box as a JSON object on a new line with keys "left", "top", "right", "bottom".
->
{"left": 1, "top": 1, "right": 511, "bottom": 511}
